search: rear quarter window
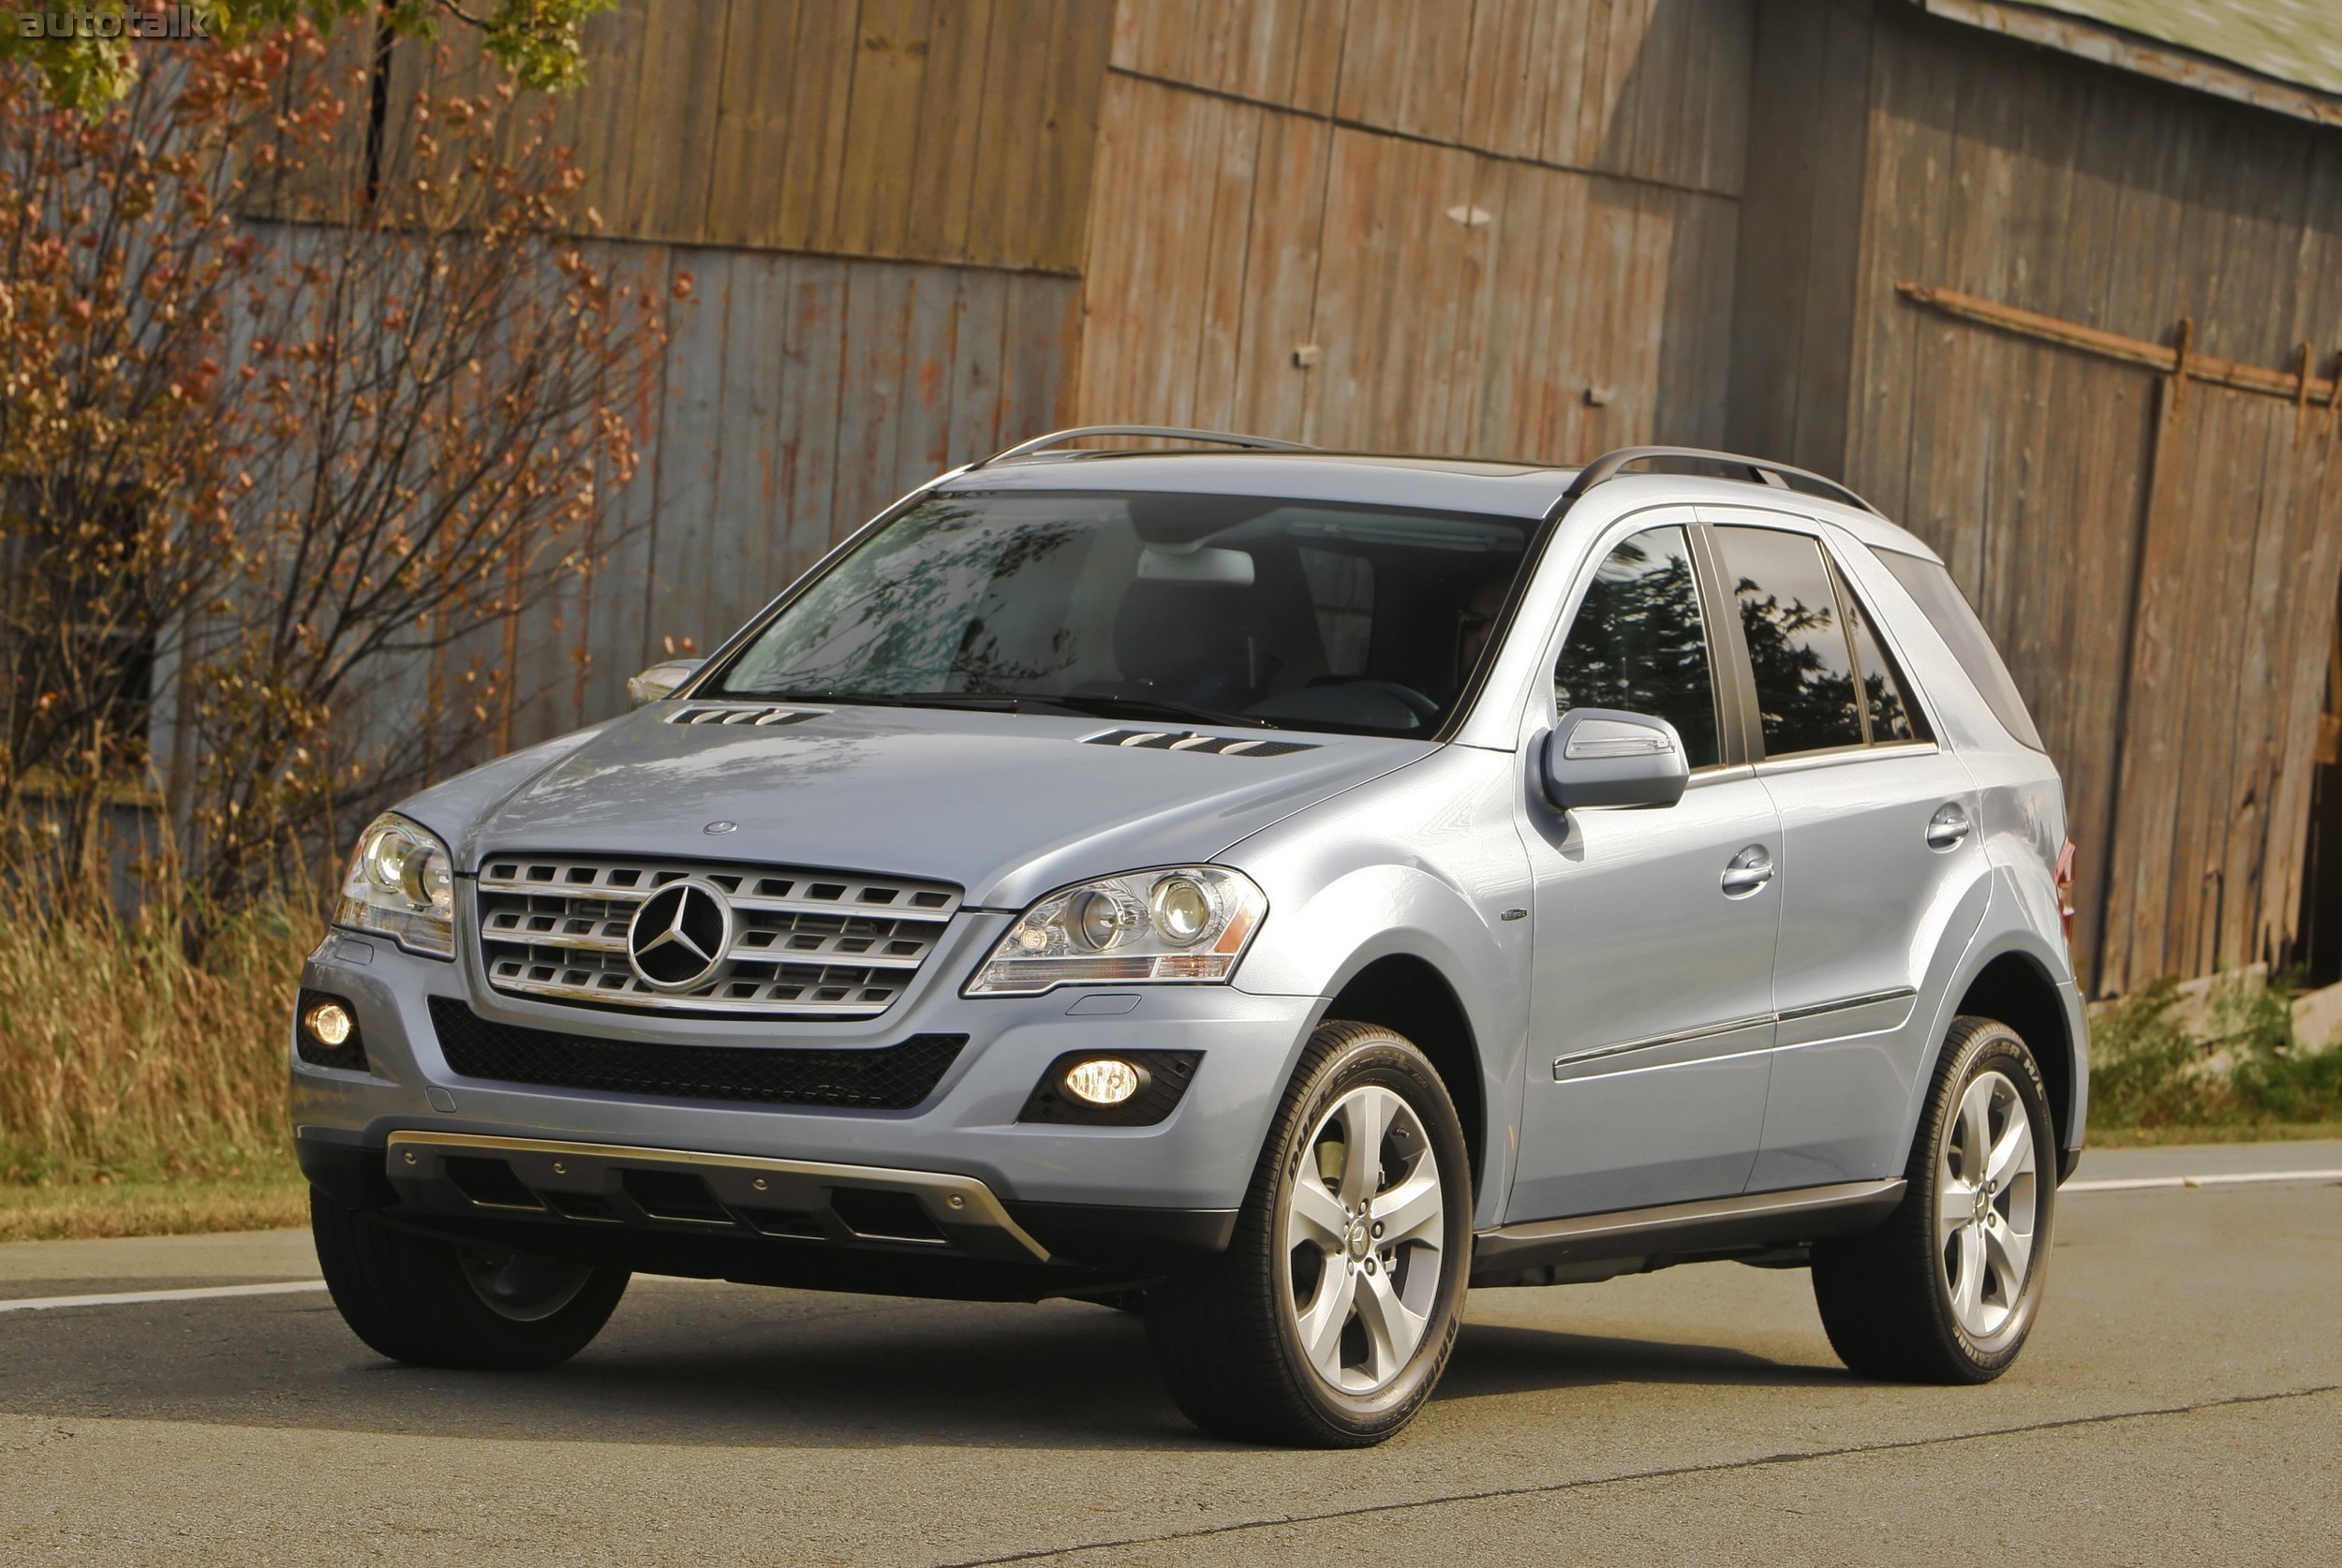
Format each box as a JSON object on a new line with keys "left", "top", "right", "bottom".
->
{"left": 1876, "top": 550, "right": 2046, "bottom": 753}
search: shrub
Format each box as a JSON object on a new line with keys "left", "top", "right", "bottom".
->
{"left": 2089, "top": 971, "right": 2342, "bottom": 1129}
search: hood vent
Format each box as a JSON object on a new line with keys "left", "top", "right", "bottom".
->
{"left": 1086, "top": 728, "right": 1317, "bottom": 758}
{"left": 668, "top": 704, "right": 822, "bottom": 728}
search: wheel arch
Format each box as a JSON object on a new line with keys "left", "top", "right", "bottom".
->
{"left": 1322, "top": 954, "right": 1489, "bottom": 1201}
{"left": 1949, "top": 945, "right": 2083, "bottom": 1173}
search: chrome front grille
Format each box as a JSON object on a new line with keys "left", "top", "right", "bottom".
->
{"left": 475, "top": 854, "right": 963, "bottom": 1019}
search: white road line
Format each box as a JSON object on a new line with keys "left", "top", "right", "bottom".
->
{"left": 0, "top": 1280, "right": 327, "bottom": 1314}
{"left": 2068, "top": 1169, "right": 2342, "bottom": 1193}
{"left": 0, "top": 1173, "right": 2334, "bottom": 1315}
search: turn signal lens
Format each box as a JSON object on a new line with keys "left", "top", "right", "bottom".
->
{"left": 304, "top": 1000, "right": 354, "bottom": 1048}
{"left": 1062, "top": 1058, "right": 1143, "bottom": 1106}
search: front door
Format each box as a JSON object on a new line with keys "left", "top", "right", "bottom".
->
{"left": 1508, "top": 522, "right": 1782, "bottom": 1221}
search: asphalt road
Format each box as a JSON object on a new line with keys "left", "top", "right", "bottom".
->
{"left": 1, "top": 1143, "right": 2336, "bottom": 1565}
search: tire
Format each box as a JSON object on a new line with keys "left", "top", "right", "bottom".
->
{"left": 1811, "top": 1015, "right": 2056, "bottom": 1383}
{"left": 310, "top": 1188, "right": 630, "bottom": 1371}
{"left": 1144, "top": 1020, "right": 1473, "bottom": 1447}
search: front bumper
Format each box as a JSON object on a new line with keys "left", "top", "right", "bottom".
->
{"left": 290, "top": 927, "right": 1322, "bottom": 1273}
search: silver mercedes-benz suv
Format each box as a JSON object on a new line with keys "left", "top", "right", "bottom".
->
{"left": 292, "top": 432, "right": 2086, "bottom": 1447}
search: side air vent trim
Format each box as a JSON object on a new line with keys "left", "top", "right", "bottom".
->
{"left": 1083, "top": 728, "right": 1318, "bottom": 758}
{"left": 667, "top": 705, "right": 823, "bottom": 727}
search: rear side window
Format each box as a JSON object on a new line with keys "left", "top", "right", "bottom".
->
{"left": 1876, "top": 551, "right": 2046, "bottom": 752}
{"left": 1554, "top": 525, "right": 1723, "bottom": 769}
{"left": 1837, "top": 567, "right": 1929, "bottom": 744}
{"left": 1711, "top": 526, "right": 1864, "bottom": 757}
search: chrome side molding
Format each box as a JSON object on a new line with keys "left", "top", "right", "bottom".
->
{"left": 1557, "top": 987, "right": 1919, "bottom": 1077}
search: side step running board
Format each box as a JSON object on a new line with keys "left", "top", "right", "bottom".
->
{"left": 1471, "top": 1177, "right": 1906, "bottom": 1287}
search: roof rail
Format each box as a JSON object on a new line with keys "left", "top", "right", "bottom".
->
{"left": 971, "top": 425, "right": 1318, "bottom": 469}
{"left": 1563, "top": 445, "right": 1882, "bottom": 516}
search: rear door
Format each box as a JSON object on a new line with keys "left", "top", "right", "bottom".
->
{"left": 1507, "top": 518, "right": 1782, "bottom": 1220}
{"left": 1703, "top": 518, "right": 1989, "bottom": 1191}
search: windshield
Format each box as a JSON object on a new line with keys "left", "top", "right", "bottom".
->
{"left": 708, "top": 490, "right": 1538, "bottom": 736}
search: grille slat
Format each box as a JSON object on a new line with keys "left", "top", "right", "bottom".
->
{"left": 476, "top": 853, "right": 961, "bottom": 1020}
{"left": 429, "top": 998, "right": 965, "bottom": 1110}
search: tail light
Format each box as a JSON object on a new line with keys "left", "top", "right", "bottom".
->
{"left": 2054, "top": 838, "right": 2077, "bottom": 947}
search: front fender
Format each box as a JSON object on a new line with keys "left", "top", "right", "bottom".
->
{"left": 1223, "top": 746, "right": 1534, "bottom": 1224}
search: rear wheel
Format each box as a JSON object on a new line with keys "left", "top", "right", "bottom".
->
{"left": 311, "top": 1189, "right": 630, "bottom": 1370}
{"left": 1811, "top": 1016, "right": 2055, "bottom": 1382}
{"left": 1144, "top": 1021, "right": 1472, "bottom": 1446}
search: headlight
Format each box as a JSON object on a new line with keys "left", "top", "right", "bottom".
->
{"left": 334, "top": 813, "right": 456, "bottom": 958}
{"left": 966, "top": 866, "right": 1267, "bottom": 996}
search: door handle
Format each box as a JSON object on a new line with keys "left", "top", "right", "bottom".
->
{"left": 1721, "top": 844, "right": 1773, "bottom": 897}
{"left": 1925, "top": 803, "right": 1971, "bottom": 852}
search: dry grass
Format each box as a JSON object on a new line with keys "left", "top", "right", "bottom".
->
{"left": 2, "top": 852, "right": 2338, "bottom": 1244}
{"left": 0, "top": 893, "right": 312, "bottom": 1188}
{"left": 0, "top": 1174, "right": 308, "bottom": 1242}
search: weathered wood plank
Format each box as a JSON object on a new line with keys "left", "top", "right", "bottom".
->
{"left": 905, "top": 0, "right": 998, "bottom": 264}
{"left": 1230, "top": 111, "right": 1337, "bottom": 439}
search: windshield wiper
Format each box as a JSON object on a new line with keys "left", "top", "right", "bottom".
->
{"left": 747, "top": 689, "right": 1023, "bottom": 712}
{"left": 734, "top": 688, "right": 1269, "bottom": 728}
{"left": 1033, "top": 692, "right": 1270, "bottom": 729}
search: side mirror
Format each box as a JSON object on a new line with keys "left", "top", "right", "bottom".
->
{"left": 1540, "top": 708, "right": 1689, "bottom": 811}
{"left": 626, "top": 658, "right": 704, "bottom": 706}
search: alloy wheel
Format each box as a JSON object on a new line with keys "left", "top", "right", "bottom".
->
{"left": 1935, "top": 1068, "right": 2039, "bottom": 1339}
{"left": 1281, "top": 1084, "right": 1447, "bottom": 1394}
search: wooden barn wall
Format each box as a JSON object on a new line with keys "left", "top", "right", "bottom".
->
{"left": 1733, "top": 0, "right": 2342, "bottom": 990}
{"left": 445, "top": 244, "right": 1079, "bottom": 757}
{"left": 1077, "top": 0, "right": 1751, "bottom": 456}
{"left": 241, "top": 1, "right": 1106, "bottom": 767}
{"left": 347, "top": 0, "right": 1117, "bottom": 274}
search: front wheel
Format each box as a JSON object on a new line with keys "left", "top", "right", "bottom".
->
{"left": 1144, "top": 1021, "right": 1473, "bottom": 1446}
{"left": 311, "top": 1189, "right": 630, "bottom": 1370}
{"left": 1811, "top": 1015, "right": 2055, "bottom": 1382}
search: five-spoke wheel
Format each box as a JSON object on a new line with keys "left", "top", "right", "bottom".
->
{"left": 1813, "top": 1014, "right": 2055, "bottom": 1383}
{"left": 1146, "top": 1020, "right": 1472, "bottom": 1446}
{"left": 1282, "top": 1084, "right": 1449, "bottom": 1395}
{"left": 1935, "top": 1068, "right": 2039, "bottom": 1340}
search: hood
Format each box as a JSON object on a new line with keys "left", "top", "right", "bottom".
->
{"left": 422, "top": 703, "right": 1431, "bottom": 909}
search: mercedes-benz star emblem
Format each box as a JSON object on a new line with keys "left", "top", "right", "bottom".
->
{"left": 626, "top": 878, "right": 734, "bottom": 992}
{"left": 703, "top": 821, "right": 737, "bottom": 835}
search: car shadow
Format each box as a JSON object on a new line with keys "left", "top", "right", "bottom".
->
{"left": 1438, "top": 1322, "right": 1850, "bottom": 1400}
{"left": 0, "top": 1283, "right": 1848, "bottom": 1450}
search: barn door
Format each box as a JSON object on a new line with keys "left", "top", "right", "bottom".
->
{"left": 2098, "top": 376, "right": 2342, "bottom": 992}
{"left": 1895, "top": 286, "right": 2342, "bottom": 994}
{"left": 2292, "top": 610, "right": 2342, "bottom": 986}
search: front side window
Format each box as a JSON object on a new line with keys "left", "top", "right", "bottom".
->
{"left": 1712, "top": 525, "right": 1865, "bottom": 758}
{"left": 1553, "top": 525, "right": 1722, "bottom": 769}
{"left": 709, "top": 491, "right": 1534, "bottom": 736}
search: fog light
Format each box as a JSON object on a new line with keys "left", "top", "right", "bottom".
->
{"left": 304, "top": 1000, "right": 354, "bottom": 1048}
{"left": 1062, "top": 1058, "right": 1143, "bottom": 1106}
